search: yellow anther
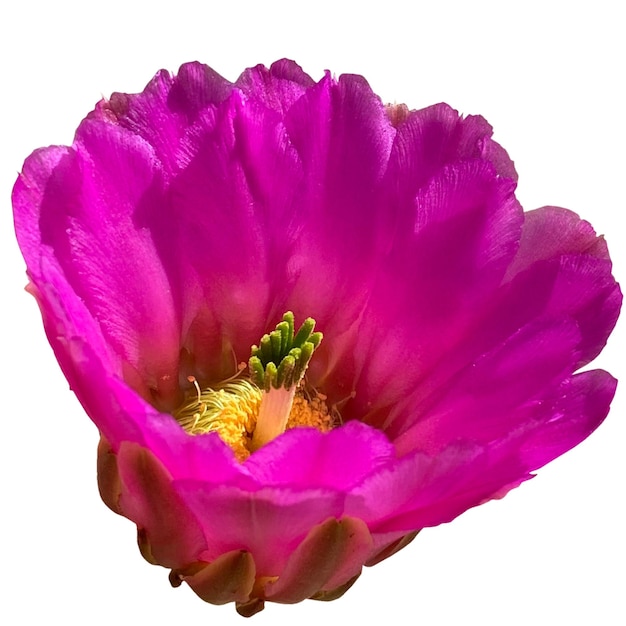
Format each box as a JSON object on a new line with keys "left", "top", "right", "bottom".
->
{"left": 173, "top": 377, "right": 336, "bottom": 462}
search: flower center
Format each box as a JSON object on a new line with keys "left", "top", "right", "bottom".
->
{"left": 173, "top": 313, "right": 334, "bottom": 461}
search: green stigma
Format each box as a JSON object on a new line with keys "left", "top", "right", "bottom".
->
{"left": 249, "top": 312, "right": 323, "bottom": 451}
{"left": 248, "top": 311, "right": 323, "bottom": 392}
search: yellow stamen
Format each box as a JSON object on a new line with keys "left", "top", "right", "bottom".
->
{"left": 173, "top": 379, "right": 335, "bottom": 462}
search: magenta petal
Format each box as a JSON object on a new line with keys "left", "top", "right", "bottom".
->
{"left": 235, "top": 59, "right": 315, "bottom": 113}
{"left": 347, "top": 442, "right": 492, "bottom": 531}
{"left": 351, "top": 369, "right": 615, "bottom": 534}
{"left": 351, "top": 159, "right": 523, "bottom": 425}
{"left": 502, "top": 206, "right": 621, "bottom": 365}
{"left": 394, "top": 318, "right": 582, "bottom": 454}
{"left": 13, "top": 146, "right": 69, "bottom": 267}
{"left": 367, "top": 204, "right": 619, "bottom": 441}
{"left": 515, "top": 369, "right": 616, "bottom": 469}
{"left": 244, "top": 421, "right": 395, "bottom": 489}
{"left": 506, "top": 205, "right": 612, "bottom": 278}
{"left": 94, "top": 62, "right": 232, "bottom": 167}
{"left": 498, "top": 256, "right": 619, "bottom": 369}
{"left": 13, "top": 133, "right": 181, "bottom": 405}
{"left": 173, "top": 482, "right": 344, "bottom": 575}
{"left": 157, "top": 92, "right": 306, "bottom": 380}
{"left": 383, "top": 103, "right": 517, "bottom": 224}
{"left": 280, "top": 74, "right": 396, "bottom": 333}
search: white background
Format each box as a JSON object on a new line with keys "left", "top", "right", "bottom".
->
{"left": 1, "top": 1, "right": 623, "bottom": 624}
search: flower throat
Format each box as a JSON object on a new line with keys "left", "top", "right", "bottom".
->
{"left": 173, "top": 313, "right": 334, "bottom": 461}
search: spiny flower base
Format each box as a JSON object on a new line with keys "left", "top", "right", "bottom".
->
{"left": 170, "top": 516, "right": 418, "bottom": 616}
{"left": 97, "top": 437, "right": 417, "bottom": 616}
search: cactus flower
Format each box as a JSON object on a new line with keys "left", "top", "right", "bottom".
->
{"left": 12, "top": 60, "right": 621, "bottom": 616}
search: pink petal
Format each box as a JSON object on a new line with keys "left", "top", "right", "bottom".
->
{"left": 160, "top": 89, "right": 298, "bottom": 381}
{"left": 173, "top": 481, "right": 345, "bottom": 575}
{"left": 235, "top": 59, "right": 315, "bottom": 113}
{"left": 371, "top": 208, "right": 620, "bottom": 441}
{"left": 13, "top": 133, "right": 181, "bottom": 406}
{"left": 506, "top": 205, "right": 612, "bottom": 279}
{"left": 92, "top": 63, "right": 232, "bottom": 177}
{"left": 383, "top": 103, "right": 517, "bottom": 227}
{"left": 351, "top": 159, "right": 523, "bottom": 425}
{"left": 244, "top": 420, "right": 395, "bottom": 489}
{"left": 514, "top": 369, "right": 617, "bottom": 469}
{"left": 349, "top": 369, "right": 616, "bottom": 533}
{"left": 502, "top": 206, "right": 621, "bottom": 365}
{"left": 394, "top": 318, "right": 582, "bottom": 454}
